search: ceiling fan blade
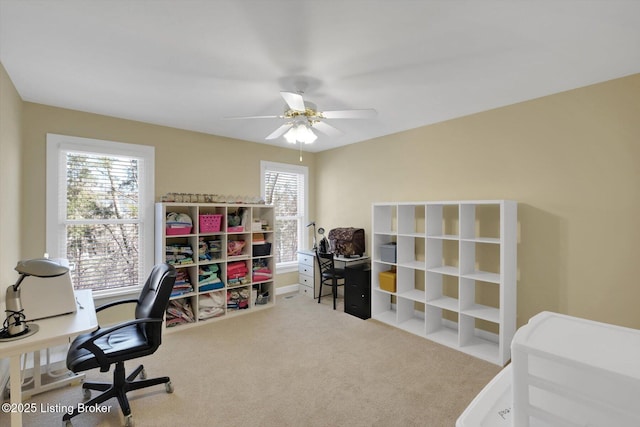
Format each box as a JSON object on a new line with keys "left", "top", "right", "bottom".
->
{"left": 265, "top": 123, "right": 293, "bottom": 140}
{"left": 224, "top": 115, "right": 282, "bottom": 120}
{"left": 280, "top": 91, "right": 306, "bottom": 112}
{"left": 312, "top": 121, "right": 343, "bottom": 137}
{"left": 321, "top": 109, "right": 377, "bottom": 119}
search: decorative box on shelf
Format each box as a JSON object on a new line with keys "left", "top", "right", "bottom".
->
{"left": 252, "top": 243, "right": 272, "bottom": 257}
{"left": 378, "top": 270, "right": 396, "bottom": 292}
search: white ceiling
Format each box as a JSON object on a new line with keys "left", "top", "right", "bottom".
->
{"left": 1, "top": 0, "right": 639, "bottom": 153}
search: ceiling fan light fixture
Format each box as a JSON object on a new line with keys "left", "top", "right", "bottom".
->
{"left": 284, "top": 128, "right": 297, "bottom": 144}
{"left": 302, "top": 126, "right": 317, "bottom": 144}
{"left": 284, "top": 123, "right": 317, "bottom": 144}
{"left": 225, "top": 90, "right": 375, "bottom": 145}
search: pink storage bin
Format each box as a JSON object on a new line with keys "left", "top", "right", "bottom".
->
{"left": 166, "top": 226, "right": 192, "bottom": 235}
{"left": 199, "top": 214, "right": 223, "bottom": 233}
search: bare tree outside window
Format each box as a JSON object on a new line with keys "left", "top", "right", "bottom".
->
{"left": 65, "top": 153, "right": 141, "bottom": 290}
{"left": 263, "top": 163, "right": 307, "bottom": 266}
{"left": 47, "top": 134, "right": 154, "bottom": 296}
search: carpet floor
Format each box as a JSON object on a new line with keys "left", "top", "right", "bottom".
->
{"left": 1, "top": 292, "right": 501, "bottom": 426}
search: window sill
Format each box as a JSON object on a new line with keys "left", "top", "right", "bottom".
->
{"left": 276, "top": 263, "right": 298, "bottom": 275}
{"left": 92, "top": 286, "right": 141, "bottom": 306}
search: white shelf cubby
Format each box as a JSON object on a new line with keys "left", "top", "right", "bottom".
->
{"left": 371, "top": 200, "right": 517, "bottom": 366}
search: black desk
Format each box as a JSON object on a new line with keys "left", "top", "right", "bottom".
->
{"left": 344, "top": 264, "right": 371, "bottom": 319}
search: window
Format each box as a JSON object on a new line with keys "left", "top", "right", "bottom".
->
{"left": 261, "top": 161, "right": 308, "bottom": 271}
{"left": 46, "top": 134, "right": 154, "bottom": 297}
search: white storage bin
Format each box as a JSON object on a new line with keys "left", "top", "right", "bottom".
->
{"left": 511, "top": 311, "right": 640, "bottom": 427}
{"left": 456, "top": 365, "right": 512, "bottom": 426}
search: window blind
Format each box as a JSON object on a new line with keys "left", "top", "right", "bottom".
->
{"left": 264, "top": 169, "right": 305, "bottom": 264}
{"left": 60, "top": 151, "right": 144, "bottom": 290}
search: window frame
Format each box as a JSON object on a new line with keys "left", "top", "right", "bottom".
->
{"left": 46, "top": 133, "right": 155, "bottom": 299}
{"left": 260, "top": 160, "right": 309, "bottom": 273}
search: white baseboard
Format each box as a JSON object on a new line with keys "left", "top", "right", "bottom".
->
{"left": 276, "top": 284, "right": 299, "bottom": 295}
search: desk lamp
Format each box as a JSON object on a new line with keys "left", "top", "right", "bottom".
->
{"left": 306, "top": 221, "right": 317, "bottom": 250}
{"left": 2, "top": 258, "right": 69, "bottom": 339}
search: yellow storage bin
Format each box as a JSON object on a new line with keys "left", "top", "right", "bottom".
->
{"left": 379, "top": 270, "right": 396, "bottom": 292}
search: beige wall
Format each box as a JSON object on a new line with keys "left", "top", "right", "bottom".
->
{"left": 0, "top": 62, "right": 23, "bottom": 392}
{"left": 6, "top": 64, "right": 640, "bottom": 330}
{"left": 20, "top": 102, "right": 314, "bottom": 288}
{"left": 0, "top": 63, "right": 23, "bottom": 295}
{"left": 316, "top": 74, "right": 640, "bottom": 329}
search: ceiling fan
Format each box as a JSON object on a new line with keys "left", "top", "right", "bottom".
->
{"left": 225, "top": 91, "right": 377, "bottom": 144}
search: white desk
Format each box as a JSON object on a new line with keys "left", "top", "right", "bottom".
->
{"left": 0, "top": 290, "right": 97, "bottom": 427}
{"left": 297, "top": 250, "right": 369, "bottom": 298}
{"left": 334, "top": 255, "right": 370, "bottom": 265}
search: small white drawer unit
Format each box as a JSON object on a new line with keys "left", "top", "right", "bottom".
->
{"left": 297, "top": 250, "right": 319, "bottom": 298}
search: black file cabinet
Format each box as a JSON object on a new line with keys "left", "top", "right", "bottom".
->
{"left": 344, "top": 264, "right": 371, "bottom": 320}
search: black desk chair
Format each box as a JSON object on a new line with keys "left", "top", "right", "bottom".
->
{"left": 315, "top": 250, "right": 345, "bottom": 310}
{"left": 63, "top": 263, "right": 177, "bottom": 427}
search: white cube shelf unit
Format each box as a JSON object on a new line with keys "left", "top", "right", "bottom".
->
{"left": 371, "top": 200, "right": 517, "bottom": 366}
{"left": 155, "top": 202, "right": 275, "bottom": 331}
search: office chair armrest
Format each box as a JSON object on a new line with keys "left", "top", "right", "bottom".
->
{"left": 95, "top": 298, "right": 139, "bottom": 313}
{"left": 78, "top": 317, "right": 163, "bottom": 371}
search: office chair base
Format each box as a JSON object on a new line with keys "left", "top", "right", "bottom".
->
{"left": 62, "top": 362, "right": 172, "bottom": 426}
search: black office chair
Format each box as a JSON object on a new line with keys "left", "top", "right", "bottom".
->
{"left": 315, "top": 250, "right": 345, "bottom": 310}
{"left": 63, "top": 263, "right": 177, "bottom": 427}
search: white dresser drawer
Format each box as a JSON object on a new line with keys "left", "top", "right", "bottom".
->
{"left": 298, "top": 273, "right": 313, "bottom": 287}
{"left": 299, "top": 284, "right": 314, "bottom": 297}
{"left": 298, "top": 263, "right": 314, "bottom": 276}
{"left": 298, "top": 253, "right": 314, "bottom": 267}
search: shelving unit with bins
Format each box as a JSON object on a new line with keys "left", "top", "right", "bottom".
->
{"left": 371, "top": 204, "right": 398, "bottom": 326}
{"left": 371, "top": 200, "right": 517, "bottom": 366}
{"left": 155, "top": 202, "right": 275, "bottom": 331}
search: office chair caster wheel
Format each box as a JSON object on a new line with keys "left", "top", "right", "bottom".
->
{"left": 165, "top": 381, "right": 174, "bottom": 393}
{"left": 83, "top": 388, "right": 91, "bottom": 400}
{"left": 124, "top": 414, "right": 135, "bottom": 427}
